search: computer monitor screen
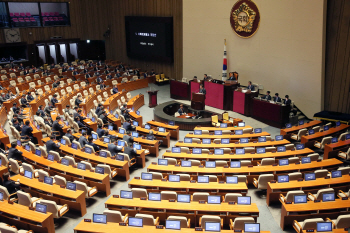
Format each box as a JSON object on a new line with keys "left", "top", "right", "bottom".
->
{"left": 147, "top": 135, "right": 154, "bottom": 140}
{"left": 193, "top": 148, "right": 202, "bottom": 154}
{"left": 296, "top": 144, "right": 305, "bottom": 150}
{"left": 158, "top": 127, "right": 165, "bottom": 132}
{"left": 118, "top": 141, "right": 125, "bottom": 147}
{"left": 308, "top": 129, "right": 315, "bottom": 135}
{"left": 25, "top": 144, "right": 30, "bottom": 151}
{"left": 128, "top": 217, "right": 143, "bottom": 227}
{"left": 136, "top": 111, "right": 140, "bottom": 115}
{"left": 141, "top": 172, "right": 152, "bottom": 180}
{"left": 165, "top": 220, "right": 181, "bottom": 230}
{"left": 177, "top": 194, "right": 191, "bottom": 203}
{"left": 82, "top": 129, "right": 86, "bottom": 134}
{"left": 299, "top": 120, "right": 304, "bottom": 125}
{"left": 132, "top": 132, "right": 139, "bottom": 138}
{"left": 277, "top": 175, "right": 289, "bottom": 183}
{"left": 244, "top": 223, "right": 260, "bottom": 233}
{"left": 66, "top": 182, "right": 76, "bottom": 191}
{"left": 254, "top": 128, "right": 262, "bottom": 133}
{"left": 181, "top": 160, "right": 191, "bottom": 167}
{"left": 322, "top": 193, "right": 335, "bottom": 202}
{"left": 316, "top": 222, "right": 332, "bottom": 232}
{"left": 77, "top": 163, "right": 86, "bottom": 170}
{"left": 285, "top": 123, "right": 292, "bottom": 128}
{"left": 301, "top": 157, "right": 311, "bottom": 164}
{"left": 214, "top": 149, "right": 224, "bottom": 155}
{"left": 133, "top": 144, "right": 141, "bottom": 150}
{"left": 203, "top": 139, "right": 211, "bottom": 144}
{"left": 72, "top": 143, "right": 78, "bottom": 149}
{"left": 148, "top": 193, "right": 161, "bottom": 201}
{"left": 346, "top": 134, "right": 350, "bottom": 140}
{"left": 35, "top": 203, "right": 47, "bottom": 214}
{"left": 92, "top": 134, "right": 98, "bottom": 140}
{"left": 257, "top": 148, "right": 265, "bottom": 154}
{"left": 184, "top": 138, "right": 192, "bottom": 143}
{"left": 158, "top": 159, "right": 168, "bottom": 166}
{"left": 294, "top": 194, "right": 307, "bottom": 204}
{"left": 336, "top": 121, "right": 341, "bottom": 127}
{"left": 238, "top": 122, "right": 245, "bottom": 127}
{"left": 132, "top": 121, "right": 138, "bottom": 126}
{"left": 60, "top": 138, "right": 66, "bottom": 145}
{"left": 236, "top": 149, "right": 245, "bottom": 155}
{"left": 168, "top": 121, "right": 175, "bottom": 126}
{"left": 91, "top": 117, "right": 95, "bottom": 122}
{"left": 24, "top": 170, "right": 32, "bottom": 179}
{"left": 230, "top": 161, "right": 241, "bottom": 168}
{"left": 197, "top": 176, "right": 209, "bottom": 183}
{"left": 220, "top": 123, "right": 227, "bottom": 128}
{"left": 85, "top": 147, "right": 92, "bottom": 154}
{"left": 116, "top": 154, "right": 124, "bottom": 161}
{"left": 226, "top": 176, "right": 238, "bottom": 184}
{"left": 35, "top": 149, "right": 41, "bottom": 156}
{"left": 120, "top": 190, "right": 133, "bottom": 199}
{"left": 277, "top": 146, "right": 286, "bottom": 152}
{"left": 331, "top": 138, "right": 338, "bottom": 143}
{"left": 47, "top": 154, "right": 54, "bottom": 161}
{"left": 205, "top": 222, "right": 221, "bottom": 232}
{"left": 275, "top": 135, "right": 283, "bottom": 141}
{"left": 0, "top": 159, "right": 2, "bottom": 166}
{"left": 240, "top": 138, "right": 249, "bottom": 143}
{"left": 324, "top": 125, "right": 329, "bottom": 131}
{"left": 61, "top": 158, "right": 69, "bottom": 166}
{"left": 237, "top": 196, "right": 251, "bottom": 205}
{"left": 208, "top": 195, "right": 221, "bottom": 204}
{"left": 214, "top": 130, "right": 222, "bottom": 135}
{"left": 305, "top": 173, "right": 316, "bottom": 181}
{"left": 331, "top": 170, "right": 342, "bottom": 178}
{"left": 168, "top": 174, "right": 180, "bottom": 182}
{"left": 145, "top": 124, "right": 151, "bottom": 129}
{"left": 194, "top": 130, "right": 202, "bottom": 135}
{"left": 235, "top": 130, "right": 243, "bottom": 135}
{"left": 99, "top": 151, "right": 107, "bottom": 158}
{"left": 93, "top": 214, "right": 107, "bottom": 224}
{"left": 258, "top": 137, "right": 266, "bottom": 142}
{"left": 0, "top": 192, "right": 3, "bottom": 201}
{"left": 221, "top": 138, "right": 230, "bottom": 144}
{"left": 17, "top": 140, "right": 21, "bottom": 146}
{"left": 205, "top": 161, "right": 216, "bottom": 168}
{"left": 103, "top": 137, "right": 110, "bottom": 143}
{"left": 108, "top": 125, "right": 113, "bottom": 130}
{"left": 279, "top": 159, "right": 289, "bottom": 166}
{"left": 119, "top": 128, "right": 125, "bottom": 134}
{"left": 95, "top": 167, "right": 105, "bottom": 174}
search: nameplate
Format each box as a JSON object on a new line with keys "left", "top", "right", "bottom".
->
{"left": 248, "top": 165, "right": 253, "bottom": 168}
{"left": 199, "top": 200, "right": 206, "bottom": 204}
{"left": 29, "top": 206, "right": 35, "bottom": 210}
{"left": 235, "top": 142, "right": 239, "bottom": 144}
{"left": 219, "top": 181, "right": 224, "bottom": 183}
{"left": 84, "top": 219, "right": 92, "bottom": 222}
{"left": 295, "top": 162, "right": 300, "bottom": 165}
{"left": 270, "top": 180, "right": 276, "bottom": 183}
{"left": 152, "top": 162, "right": 157, "bottom": 165}
{"left": 195, "top": 227, "right": 203, "bottom": 231}
{"left": 60, "top": 185, "right": 65, "bottom": 188}
{"left": 113, "top": 195, "right": 119, "bottom": 198}
{"left": 175, "top": 164, "right": 180, "bottom": 167}
{"left": 199, "top": 165, "right": 204, "bottom": 168}
{"left": 190, "top": 180, "right": 196, "bottom": 183}
{"left": 253, "top": 141, "right": 257, "bottom": 143}
{"left": 187, "top": 151, "right": 191, "bottom": 154}
{"left": 156, "top": 225, "right": 164, "bottom": 229}
{"left": 38, "top": 179, "right": 43, "bottom": 182}
{"left": 209, "top": 153, "right": 213, "bottom": 155}
{"left": 166, "top": 150, "right": 171, "bottom": 152}
{"left": 234, "top": 230, "right": 242, "bottom": 232}
{"left": 214, "top": 141, "right": 220, "bottom": 144}
{"left": 314, "top": 200, "right": 321, "bottom": 203}
{"left": 298, "top": 178, "right": 304, "bottom": 182}
{"left": 342, "top": 197, "right": 349, "bottom": 200}
{"left": 305, "top": 229, "right": 315, "bottom": 232}
{"left": 135, "top": 177, "right": 140, "bottom": 179}
{"left": 324, "top": 176, "right": 330, "bottom": 179}
{"left": 228, "top": 201, "right": 235, "bottom": 205}
{"left": 272, "top": 164, "right": 277, "bottom": 166}
{"left": 291, "top": 149, "right": 295, "bottom": 151}
{"left": 140, "top": 197, "right": 147, "bottom": 200}
{"left": 169, "top": 199, "right": 175, "bottom": 202}
{"left": 272, "top": 151, "right": 276, "bottom": 153}
{"left": 317, "top": 159, "right": 322, "bottom": 162}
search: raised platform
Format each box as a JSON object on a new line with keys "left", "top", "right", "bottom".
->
{"left": 153, "top": 101, "right": 215, "bottom": 130}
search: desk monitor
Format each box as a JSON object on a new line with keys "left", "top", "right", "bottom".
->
{"left": 214, "top": 149, "right": 224, "bottom": 155}
{"left": 108, "top": 125, "right": 113, "bottom": 130}
{"left": 165, "top": 220, "right": 181, "bottom": 230}
{"left": 132, "top": 121, "right": 138, "bottom": 126}
{"left": 254, "top": 128, "right": 262, "bottom": 133}
{"left": 0, "top": 192, "right": 3, "bottom": 201}
{"left": 118, "top": 141, "right": 125, "bottom": 147}
{"left": 294, "top": 194, "right": 307, "bottom": 204}
{"left": 285, "top": 123, "right": 292, "bottom": 128}
{"left": 24, "top": 170, "right": 32, "bottom": 179}
{"left": 128, "top": 217, "right": 143, "bottom": 227}
{"left": 168, "top": 120, "right": 175, "bottom": 126}
{"left": 203, "top": 139, "right": 211, "bottom": 144}
{"left": 279, "top": 159, "right": 289, "bottom": 166}
{"left": 168, "top": 174, "right": 180, "bottom": 182}
{"left": 258, "top": 137, "right": 266, "bottom": 142}
{"left": 184, "top": 138, "right": 192, "bottom": 143}
{"left": 136, "top": 111, "right": 140, "bottom": 115}
{"left": 205, "top": 161, "right": 216, "bottom": 168}
{"left": 132, "top": 107, "right": 134, "bottom": 111}
{"left": 277, "top": 175, "right": 289, "bottom": 183}
{"left": 158, "top": 127, "right": 165, "bottom": 133}
{"left": 25, "top": 144, "right": 30, "bottom": 151}
{"left": 346, "top": 134, "right": 350, "bottom": 140}
{"left": 103, "top": 137, "right": 110, "bottom": 143}
{"left": 236, "top": 149, "right": 245, "bottom": 155}
{"left": 132, "top": 132, "right": 139, "bottom": 138}
{"left": 17, "top": 140, "right": 21, "bottom": 146}
{"left": 226, "top": 176, "right": 238, "bottom": 184}
{"left": 146, "top": 135, "right": 154, "bottom": 140}
{"left": 238, "top": 122, "right": 245, "bottom": 127}
{"left": 194, "top": 130, "right": 202, "bottom": 135}
{"left": 35, "top": 203, "right": 47, "bottom": 214}
{"left": 92, "top": 134, "right": 98, "bottom": 140}
{"left": 277, "top": 146, "right": 286, "bottom": 152}
{"left": 235, "top": 130, "right": 243, "bottom": 135}
{"left": 237, "top": 196, "right": 251, "bottom": 205}
{"left": 85, "top": 147, "right": 92, "bottom": 154}
{"left": 0, "top": 159, "right": 2, "bottom": 166}
{"left": 205, "top": 222, "right": 221, "bottom": 232}
{"left": 181, "top": 160, "right": 191, "bottom": 167}
{"left": 324, "top": 125, "right": 329, "bottom": 131}
{"left": 198, "top": 176, "right": 209, "bottom": 183}
{"left": 133, "top": 144, "right": 141, "bottom": 150}
{"left": 148, "top": 193, "right": 161, "bottom": 201}
{"left": 301, "top": 157, "right": 311, "bottom": 164}
{"left": 298, "top": 120, "right": 304, "bottom": 125}
{"left": 308, "top": 129, "right": 315, "bottom": 135}
{"left": 230, "top": 161, "right": 241, "bottom": 168}
{"left": 331, "top": 170, "right": 342, "bottom": 178}
{"left": 275, "top": 135, "right": 283, "bottom": 141}
{"left": 322, "top": 192, "right": 335, "bottom": 202}
{"left": 95, "top": 167, "right": 105, "bottom": 174}
{"left": 208, "top": 195, "right": 221, "bottom": 204}
{"left": 35, "top": 149, "right": 41, "bottom": 156}
{"left": 116, "top": 154, "right": 124, "bottom": 161}
{"left": 93, "top": 214, "right": 107, "bottom": 224}
{"left": 71, "top": 143, "right": 78, "bottom": 149}
{"left": 305, "top": 173, "right": 316, "bottom": 181}
{"left": 244, "top": 223, "right": 260, "bottom": 233}
{"left": 240, "top": 138, "right": 249, "bottom": 143}
{"left": 336, "top": 121, "right": 341, "bottom": 127}
{"left": 296, "top": 144, "right": 305, "bottom": 150}
{"left": 119, "top": 128, "right": 125, "bottom": 134}
{"left": 47, "top": 154, "right": 54, "bottom": 161}
{"left": 82, "top": 129, "right": 86, "bottom": 134}
{"left": 158, "top": 159, "right": 168, "bottom": 166}
{"left": 193, "top": 148, "right": 202, "bottom": 154}
{"left": 141, "top": 172, "right": 152, "bottom": 180}
{"left": 91, "top": 117, "right": 95, "bottom": 122}
{"left": 43, "top": 176, "right": 53, "bottom": 185}
{"left": 77, "top": 163, "right": 86, "bottom": 170}
{"left": 145, "top": 124, "right": 151, "bottom": 130}
{"left": 316, "top": 222, "right": 333, "bottom": 232}
{"left": 257, "top": 148, "right": 265, "bottom": 154}
{"left": 214, "top": 130, "right": 222, "bottom": 135}
{"left": 60, "top": 138, "right": 66, "bottom": 145}
{"left": 331, "top": 137, "right": 338, "bottom": 143}
{"left": 61, "top": 158, "right": 69, "bottom": 166}
{"left": 177, "top": 194, "right": 191, "bottom": 203}
{"left": 66, "top": 182, "right": 77, "bottom": 191}
{"left": 221, "top": 138, "right": 230, "bottom": 144}
{"left": 120, "top": 190, "right": 133, "bottom": 199}
{"left": 220, "top": 123, "right": 227, "bottom": 128}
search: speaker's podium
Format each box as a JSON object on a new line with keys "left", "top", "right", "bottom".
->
{"left": 147, "top": 90, "right": 158, "bottom": 108}
{"left": 191, "top": 92, "right": 205, "bottom": 110}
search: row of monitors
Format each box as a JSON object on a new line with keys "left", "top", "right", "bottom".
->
{"left": 184, "top": 136, "right": 283, "bottom": 144}
{"left": 276, "top": 170, "right": 342, "bottom": 183}
{"left": 92, "top": 214, "right": 260, "bottom": 232}
{"left": 286, "top": 120, "right": 341, "bottom": 128}
{"left": 141, "top": 173, "right": 241, "bottom": 184}
{"left": 193, "top": 129, "right": 263, "bottom": 137}
{"left": 293, "top": 193, "right": 336, "bottom": 203}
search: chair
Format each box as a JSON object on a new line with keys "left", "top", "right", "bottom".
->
{"left": 314, "top": 136, "right": 332, "bottom": 149}
{"left": 85, "top": 144, "right": 95, "bottom": 153}
{"left": 8, "top": 159, "right": 23, "bottom": 174}
{"left": 73, "top": 181, "right": 98, "bottom": 197}
{"left": 199, "top": 215, "right": 222, "bottom": 229}
{"left": 80, "top": 161, "right": 93, "bottom": 170}
{"left": 126, "top": 92, "right": 132, "bottom": 101}
{"left": 293, "top": 218, "right": 324, "bottom": 233}
{"left": 338, "top": 148, "right": 350, "bottom": 160}
{"left": 39, "top": 199, "right": 68, "bottom": 218}
{"left": 131, "top": 188, "right": 148, "bottom": 198}
{"left": 22, "top": 163, "right": 39, "bottom": 178}
{"left": 280, "top": 190, "right": 305, "bottom": 203}
{"left": 216, "top": 160, "right": 228, "bottom": 167}
{"left": 134, "top": 213, "right": 159, "bottom": 226}
{"left": 312, "top": 126, "right": 321, "bottom": 133}
{"left": 49, "top": 151, "right": 61, "bottom": 161}
{"left": 207, "top": 175, "right": 218, "bottom": 182}
{"left": 291, "top": 129, "right": 307, "bottom": 141}
{"left": 326, "top": 214, "right": 350, "bottom": 229}
{"left": 96, "top": 164, "right": 117, "bottom": 179}
{"left": 149, "top": 172, "right": 163, "bottom": 180}
{"left": 243, "top": 128, "right": 252, "bottom": 134}
{"left": 180, "top": 147, "right": 190, "bottom": 153}
{"left": 161, "top": 191, "right": 177, "bottom": 200}
{"left": 182, "top": 77, "right": 187, "bottom": 83}
{"left": 103, "top": 210, "right": 128, "bottom": 223}
{"left": 338, "top": 189, "right": 350, "bottom": 198}
{"left": 307, "top": 153, "right": 319, "bottom": 161}
{"left": 0, "top": 225, "right": 30, "bottom": 233}
{"left": 189, "top": 159, "right": 201, "bottom": 166}
{"left": 244, "top": 147, "right": 255, "bottom": 153}
{"left": 288, "top": 157, "right": 300, "bottom": 164}
{"left": 118, "top": 153, "right": 136, "bottom": 167}
{"left": 54, "top": 175, "right": 66, "bottom": 186}
{"left": 265, "top": 147, "right": 276, "bottom": 152}
{"left": 179, "top": 174, "right": 191, "bottom": 181}
{"left": 253, "top": 174, "right": 274, "bottom": 189}
{"left": 222, "top": 112, "right": 234, "bottom": 124}
{"left": 163, "top": 158, "right": 177, "bottom": 165}
{"left": 192, "top": 192, "right": 209, "bottom": 202}
{"left": 322, "top": 122, "right": 332, "bottom": 131}
{"left": 0, "top": 153, "right": 9, "bottom": 167}
{"left": 257, "top": 158, "right": 275, "bottom": 166}
{"left": 211, "top": 115, "right": 219, "bottom": 126}
{"left": 240, "top": 160, "right": 251, "bottom": 166}
{"left": 174, "top": 112, "right": 180, "bottom": 117}
{"left": 167, "top": 216, "right": 190, "bottom": 228}
{"left": 224, "top": 193, "right": 242, "bottom": 203}
{"left": 38, "top": 146, "right": 48, "bottom": 158}
{"left": 38, "top": 170, "right": 52, "bottom": 181}
{"left": 89, "top": 87, "right": 94, "bottom": 95}
{"left": 230, "top": 217, "right": 255, "bottom": 231}
{"left": 285, "top": 144, "right": 295, "bottom": 150}
{"left": 338, "top": 166, "right": 350, "bottom": 175}
{"left": 17, "top": 190, "right": 41, "bottom": 207}
{"left": 288, "top": 172, "right": 302, "bottom": 181}
{"left": 63, "top": 156, "right": 76, "bottom": 166}
{"left": 0, "top": 185, "right": 18, "bottom": 202}
{"left": 307, "top": 188, "right": 334, "bottom": 201}
{"left": 338, "top": 133, "right": 348, "bottom": 141}
{"left": 191, "top": 138, "right": 201, "bottom": 143}
{"left": 314, "top": 169, "right": 328, "bottom": 178}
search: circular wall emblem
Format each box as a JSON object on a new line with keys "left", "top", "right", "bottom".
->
{"left": 230, "top": 0, "right": 260, "bottom": 38}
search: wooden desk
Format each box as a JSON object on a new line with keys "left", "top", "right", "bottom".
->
{"left": 128, "top": 177, "right": 248, "bottom": 195}
{"left": 103, "top": 91, "right": 128, "bottom": 112}
{"left": 147, "top": 159, "right": 342, "bottom": 184}
{"left": 147, "top": 120, "right": 180, "bottom": 140}
{"left": 281, "top": 199, "right": 350, "bottom": 230}
{"left": 83, "top": 118, "right": 98, "bottom": 132}
{"left": 127, "top": 94, "right": 144, "bottom": 111}
{"left": 280, "top": 120, "right": 322, "bottom": 140}
{"left": 105, "top": 197, "right": 259, "bottom": 226}
{"left": 324, "top": 139, "right": 350, "bottom": 159}
{"left": 193, "top": 126, "right": 252, "bottom": 132}
{"left": 106, "top": 114, "right": 122, "bottom": 128}
{"left": 301, "top": 124, "right": 350, "bottom": 147}
{"left": 177, "top": 113, "right": 196, "bottom": 119}
{"left": 129, "top": 111, "right": 143, "bottom": 128}
{"left": 0, "top": 166, "right": 8, "bottom": 178}
{"left": 267, "top": 174, "right": 350, "bottom": 206}
{"left": 185, "top": 132, "right": 270, "bottom": 140}
{"left": 302, "top": 229, "right": 346, "bottom": 233}
{"left": 0, "top": 200, "right": 55, "bottom": 233}
{"left": 11, "top": 174, "right": 87, "bottom": 216}
{"left": 136, "top": 126, "right": 170, "bottom": 148}
{"left": 23, "top": 117, "right": 43, "bottom": 146}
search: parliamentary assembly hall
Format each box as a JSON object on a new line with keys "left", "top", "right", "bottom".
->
{"left": 0, "top": 0, "right": 348, "bottom": 232}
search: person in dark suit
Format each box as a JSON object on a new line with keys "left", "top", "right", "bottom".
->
{"left": 8, "top": 142, "right": 24, "bottom": 162}
{"left": 105, "top": 69, "right": 110, "bottom": 75}
{"left": 123, "top": 119, "right": 135, "bottom": 132}
{"left": 20, "top": 95, "right": 27, "bottom": 107}
{"left": 264, "top": 91, "right": 272, "bottom": 101}
{"left": 87, "top": 136, "right": 100, "bottom": 152}
{"left": 83, "top": 66, "right": 89, "bottom": 74}
{"left": 121, "top": 109, "right": 130, "bottom": 121}
{"left": 96, "top": 124, "right": 106, "bottom": 138}
{"left": 107, "top": 139, "right": 123, "bottom": 157}
{"left": 247, "top": 81, "right": 255, "bottom": 91}
{"left": 52, "top": 116, "right": 64, "bottom": 139}
{"left": 6, "top": 91, "right": 15, "bottom": 100}
{"left": 12, "top": 103, "right": 20, "bottom": 113}
{"left": 74, "top": 109, "right": 86, "bottom": 122}
{"left": 115, "top": 71, "right": 121, "bottom": 78}
{"left": 65, "top": 129, "right": 74, "bottom": 143}
{"left": 36, "top": 105, "right": 45, "bottom": 118}
{"left": 199, "top": 84, "right": 206, "bottom": 95}
{"left": 112, "top": 85, "right": 118, "bottom": 94}
{"left": 273, "top": 93, "right": 282, "bottom": 103}
{"left": 97, "top": 107, "right": 105, "bottom": 118}
{"left": 228, "top": 72, "right": 238, "bottom": 81}
{"left": 52, "top": 80, "right": 60, "bottom": 89}
{"left": 106, "top": 74, "right": 113, "bottom": 80}
{"left": 75, "top": 94, "right": 83, "bottom": 107}
{"left": 62, "top": 66, "right": 68, "bottom": 73}
{"left": 44, "top": 103, "right": 54, "bottom": 115}
{"left": 177, "top": 104, "right": 185, "bottom": 116}
{"left": 100, "top": 81, "right": 106, "bottom": 89}
{"left": 12, "top": 119, "right": 22, "bottom": 132}
{"left": 95, "top": 104, "right": 102, "bottom": 114}
{"left": 123, "top": 131, "right": 134, "bottom": 146}
{"left": 78, "top": 131, "right": 88, "bottom": 148}
{"left": 3, "top": 172, "right": 20, "bottom": 196}
{"left": 99, "top": 112, "right": 108, "bottom": 125}
{"left": 43, "top": 116, "right": 53, "bottom": 127}
{"left": 21, "top": 121, "right": 38, "bottom": 144}
{"left": 93, "top": 66, "right": 99, "bottom": 72}
{"left": 203, "top": 74, "right": 209, "bottom": 81}
{"left": 26, "top": 92, "right": 34, "bottom": 102}
{"left": 119, "top": 63, "right": 124, "bottom": 70}
{"left": 97, "top": 60, "right": 102, "bottom": 66}
{"left": 123, "top": 146, "right": 137, "bottom": 161}
{"left": 85, "top": 72, "right": 91, "bottom": 79}
{"left": 75, "top": 116, "right": 86, "bottom": 128}
{"left": 51, "top": 94, "right": 58, "bottom": 107}
{"left": 23, "top": 69, "right": 30, "bottom": 75}
{"left": 96, "top": 76, "right": 103, "bottom": 84}
{"left": 46, "top": 135, "right": 60, "bottom": 153}
{"left": 73, "top": 69, "right": 79, "bottom": 76}
{"left": 284, "top": 95, "right": 291, "bottom": 105}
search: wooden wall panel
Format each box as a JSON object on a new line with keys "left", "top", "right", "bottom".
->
{"left": 325, "top": 0, "right": 350, "bottom": 114}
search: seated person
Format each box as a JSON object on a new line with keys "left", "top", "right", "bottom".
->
{"left": 20, "top": 95, "right": 27, "bottom": 107}
{"left": 247, "top": 81, "right": 255, "bottom": 91}
{"left": 97, "top": 106, "right": 105, "bottom": 117}
{"left": 65, "top": 129, "right": 75, "bottom": 143}
{"left": 63, "top": 105, "right": 71, "bottom": 115}
{"left": 12, "top": 103, "right": 20, "bottom": 113}
{"left": 75, "top": 94, "right": 83, "bottom": 107}
{"left": 95, "top": 104, "right": 103, "bottom": 114}
{"left": 228, "top": 72, "right": 238, "bottom": 81}
{"left": 123, "top": 131, "right": 134, "bottom": 146}
{"left": 51, "top": 94, "right": 59, "bottom": 107}
{"left": 3, "top": 172, "right": 20, "bottom": 195}
{"left": 74, "top": 109, "right": 86, "bottom": 121}
{"left": 12, "top": 119, "right": 22, "bottom": 132}
{"left": 123, "top": 119, "right": 135, "bottom": 132}
{"left": 96, "top": 76, "right": 103, "bottom": 84}
{"left": 6, "top": 91, "right": 15, "bottom": 100}
{"left": 177, "top": 104, "right": 185, "bottom": 116}
{"left": 37, "top": 105, "right": 45, "bottom": 117}
{"left": 8, "top": 141, "right": 24, "bottom": 162}
{"left": 273, "top": 93, "right": 281, "bottom": 103}
{"left": 121, "top": 109, "right": 130, "bottom": 121}
{"left": 46, "top": 135, "right": 60, "bottom": 153}
{"left": 112, "top": 85, "right": 119, "bottom": 94}
{"left": 87, "top": 136, "right": 100, "bottom": 152}
{"left": 203, "top": 74, "right": 209, "bottom": 81}
{"left": 263, "top": 91, "right": 272, "bottom": 101}
{"left": 284, "top": 95, "right": 291, "bottom": 105}
{"left": 52, "top": 80, "right": 60, "bottom": 89}
{"left": 44, "top": 103, "right": 54, "bottom": 115}
{"left": 21, "top": 120, "right": 38, "bottom": 144}
{"left": 75, "top": 116, "right": 86, "bottom": 128}
{"left": 100, "top": 81, "right": 107, "bottom": 89}
{"left": 78, "top": 130, "right": 88, "bottom": 148}
{"left": 96, "top": 124, "right": 106, "bottom": 138}
{"left": 43, "top": 116, "right": 53, "bottom": 127}
{"left": 99, "top": 111, "right": 109, "bottom": 125}
{"left": 123, "top": 145, "right": 138, "bottom": 161}
{"left": 107, "top": 139, "right": 123, "bottom": 157}
{"left": 52, "top": 116, "right": 64, "bottom": 139}
{"left": 26, "top": 92, "right": 34, "bottom": 102}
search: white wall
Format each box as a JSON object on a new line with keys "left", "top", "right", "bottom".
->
{"left": 60, "top": 44, "right": 67, "bottom": 62}
{"left": 183, "top": 0, "right": 326, "bottom": 118}
{"left": 69, "top": 43, "right": 78, "bottom": 60}
{"left": 49, "top": 45, "right": 57, "bottom": 64}
{"left": 37, "top": 45, "right": 46, "bottom": 63}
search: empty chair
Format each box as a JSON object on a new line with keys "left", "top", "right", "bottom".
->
{"left": 223, "top": 148, "right": 231, "bottom": 154}
{"left": 285, "top": 144, "right": 295, "bottom": 150}
{"left": 80, "top": 161, "right": 93, "bottom": 170}
{"left": 192, "top": 192, "right": 209, "bottom": 202}
{"left": 179, "top": 174, "right": 191, "bottom": 181}
{"left": 48, "top": 151, "right": 61, "bottom": 161}
{"left": 149, "top": 172, "right": 163, "bottom": 180}
{"left": 211, "top": 115, "right": 219, "bottom": 126}
{"left": 253, "top": 174, "right": 274, "bottom": 189}
{"left": 293, "top": 218, "right": 324, "bottom": 233}
{"left": 73, "top": 181, "right": 98, "bottom": 197}
{"left": 191, "top": 138, "right": 200, "bottom": 143}
{"left": 22, "top": 163, "right": 39, "bottom": 178}
{"left": 338, "top": 133, "right": 348, "bottom": 141}
{"left": 237, "top": 175, "right": 247, "bottom": 183}
{"left": 182, "top": 77, "right": 187, "bottom": 83}
{"left": 54, "top": 175, "right": 66, "bottom": 186}
{"left": 288, "top": 172, "right": 302, "bottom": 181}
{"left": 244, "top": 147, "right": 255, "bottom": 153}
{"left": 243, "top": 128, "right": 252, "bottom": 134}
{"left": 291, "top": 129, "right": 307, "bottom": 141}
{"left": 180, "top": 147, "right": 189, "bottom": 153}
{"left": 134, "top": 213, "right": 159, "bottom": 226}
{"left": 131, "top": 188, "right": 147, "bottom": 198}
{"left": 216, "top": 160, "right": 228, "bottom": 167}
{"left": 85, "top": 144, "right": 95, "bottom": 153}
{"left": 312, "top": 126, "right": 321, "bottom": 133}
{"left": 38, "top": 170, "right": 51, "bottom": 181}
{"left": 314, "top": 136, "right": 332, "bottom": 149}
{"left": 39, "top": 199, "right": 68, "bottom": 218}
{"left": 103, "top": 210, "right": 128, "bottom": 223}
{"left": 222, "top": 130, "right": 231, "bottom": 135}
{"left": 9, "top": 159, "right": 23, "bottom": 174}
{"left": 338, "top": 166, "right": 350, "bottom": 175}
{"left": 96, "top": 164, "right": 117, "bottom": 179}
{"left": 202, "top": 149, "right": 210, "bottom": 154}
{"left": 308, "top": 188, "right": 334, "bottom": 201}
{"left": 63, "top": 156, "right": 76, "bottom": 166}
{"left": 0, "top": 185, "right": 17, "bottom": 202}
{"left": 338, "top": 148, "right": 350, "bottom": 160}
{"left": 338, "top": 189, "right": 350, "bottom": 198}
{"left": 224, "top": 193, "right": 242, "bottom": 203}
{"left": 164, "top": 158, "right": 177, "bottom": 165}
{"left": 314, "top": 169, "right": 328, "bottom": 178}
{"left": 0, "top": 225, "right": 30, "bottom": 233}
{"left": 230, "top": 217, "right": 255, "bottom": 231}
{"left": 265, "top": 147, "right": 276, "bottom": 152}
{"left": 280, "top": 190, "right": 305, "bottom": 203}
{"left": 188, "top": 159, "right": 201, "bottom": 166}
{"left": 213, "top": 139, "right": 221, "bottom": 144}
{"left": 240, "top": 160, "right": 251, "bottom": 166}
{"left": 126, "top": 92, "right": 132, "bottom": 101}
{"left": 0, "top": 153, "right": 9, "bottom": 167}
{"left": 73, "top": 84, "right": 79, "bottom": 90}
{"left": 322, "top": 122, "right": 332, "bottom": 131}
{"left": 288, "top": 157, "right": 300, "bottom": 164}
{"left": 307, "top": 153, "right": 319, "bottom": 161}
{"left": 89, "top": 87, "right": 94, "bottom": 94}
{"left": 66, "top": 86, "right": 73, "bottom": 93}
{"left": 199, "top": 215, "right": 222, "bottom": 229}
{"left": 208, "top": 175, "right": 218, "bottom": 182}
{"left": 326, "top": 214, "right": 350, "bottom": 229}
{"left": 167, "top": 216, "right": 190, "bottom": 228}
{"left": 258, "top": 158, "right": 275, "bottom": 166}
{"left": 161, "top": 191, "right": 177, "bottom": 200}
{"left": 17, "top": 190, "right": 41, "bottom": 207}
